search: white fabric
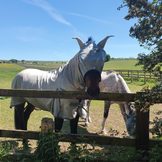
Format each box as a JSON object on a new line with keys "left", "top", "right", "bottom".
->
{"left": 10, "top": 40, "right": 106, "bottom": 119}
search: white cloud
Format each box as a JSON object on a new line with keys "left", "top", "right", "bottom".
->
{"left": 22, "top": 0, "right": 72, "bottom": 26}
{"left": 62, "top": 12, "right": 116, "bottom": 25}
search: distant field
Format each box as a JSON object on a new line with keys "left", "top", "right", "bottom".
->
{"left": 5, "top": 59, "right": 142, "bottom": 71}
{"left": 0, "top": 64, "right": 25, "bottom": 89}
{"left": 103, "top": 59, "right": 142, "bottom": 71}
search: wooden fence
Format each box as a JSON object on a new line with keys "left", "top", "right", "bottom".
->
{"left": 0, "top": 89, "right": 162, "bottom": 156}
{"left": 103, "top": 70, "right": 159, "bottom": 83}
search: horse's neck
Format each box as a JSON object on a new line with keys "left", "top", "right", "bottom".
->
{"left": 62, "top": 52, "right": 85, "bottom": 91}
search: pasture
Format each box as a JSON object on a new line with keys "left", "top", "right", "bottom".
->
{"left": 0, "top": 61, "right": 161, "bottom": 151}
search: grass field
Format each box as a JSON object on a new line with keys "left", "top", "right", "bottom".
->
{"left": 0, "top": 61, "right": 161, "bottom": 151}
{"left": 103, "top": 59, "right": 142, "bottom": 71}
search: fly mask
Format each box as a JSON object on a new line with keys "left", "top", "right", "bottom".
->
{"left": 73, "top": 36, "right": 113, "bottom": 96}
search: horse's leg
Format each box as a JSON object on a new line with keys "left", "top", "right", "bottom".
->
{"left": 85, "top": 100, "right": 92, "bottom": 127}
{"left": 87, "top": 100, "right": 92, "bottom": 123}
{"left": 70, "top": 114, "right": 79, "bottom": 134}
{"left": 119, "top": 103, "right": 127, "bottom": 123}
{"left": 20, "top": 103, "right": 34, "bottom": 147}
{"left": 24, "top": 103, "right": 35, "bottom": 130}
{"left": 101, "top": 101, "right": 110, "bottom": 134}
{"left": 15, "top": 103, "right": 29, "bottom": 148}
{"left": 55, "top": 117, "right": 64, "bottom": 133}
{"left": 124, "top": 102, "right": 133, "bottom": 114}
{"left": 14, "top": 103, "right": 25, "bottom": 130}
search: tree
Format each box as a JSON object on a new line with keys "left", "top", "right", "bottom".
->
{"left": 119, "top": 0, "right": 162, "bottom": 138}
{"left": 119, "top": 0, "right": 162, "bottom": 77}
{"left": 105, "top": 54, "right": 111, "bottom": 62}
{"left": 21, "top": 60, "right": 25, "bottom": 63}
{"left": 33, "top": 61, "right": 37, "bottom": 64}
{"left": 9, "top": 59, "right": 18, "bottom": 63}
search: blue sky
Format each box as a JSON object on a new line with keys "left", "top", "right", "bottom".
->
{"left": 0, "top": 0, "right": 149, "bottom": 61}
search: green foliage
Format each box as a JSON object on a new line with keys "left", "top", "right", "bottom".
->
{"left": 0, "top": 142, "right": 13, "bottom": 162}
{"left": 33, "top": 61, "right": 37, "bottom": 64}
{"left": 1, "top": 133, "right": 162, "bottom": 162}
{"left": 133, "top": 82, "right": 162, "bottom": 138}
{"left": 119, "top": 0, "right": 162, "bottom": 77}
{"left": 34, "top": 131, "right": 61, "bottom": 162}
{"left": 118, "top": 0, "right": 162, "bottom": 139}
{"left": 148, "top": 143, "right": 162, "bottom": 162}
{"left": 150, "top": 110, "right": 162, "bottom": 138}
{"left": 105, "top": 54, "right": 110, "bottom": 62}
{"left": 134, "top": 82, "right": 162, "bottom": 112}
{"left": 9, "top": 59, "right": 19, "bottom": 63}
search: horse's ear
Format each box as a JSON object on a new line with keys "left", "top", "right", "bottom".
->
{"left": 97, "top": 35, "right": 114, "bottom": 49}
{"left": 72, "top": 37, "right": 85, "bottom": 50}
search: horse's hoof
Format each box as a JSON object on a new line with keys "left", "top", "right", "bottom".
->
{"left": 99, "top": 130, "right": 107, "bottom": 135}
{"left": 128, "top": 135, "right": 135, "bottom": 139}
{"left": 85, "top": 123, "right": 89, "bottom": 127}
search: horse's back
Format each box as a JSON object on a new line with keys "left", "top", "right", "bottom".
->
{"left": 10, "top": 68, "right": 63, "bottom": 110}
{"left": 100, "top": 71, "right": 131, "bottom": 93}
{"left": 12, "top": 68, "right": 63, "bottom": 90}
{"left": 12, "top": 69, "right": 45, "bottom": 89}
{"left": 100, "top": 71, "right": 119, "bottom": 92}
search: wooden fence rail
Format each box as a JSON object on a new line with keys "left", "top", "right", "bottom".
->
{"left": 0, "top": 129, "right": 160, "bottom": 148}
{"left": 0, "top": 88, "right": 135, "bottom": 101}
{"left": 0, "top": 89, "right": 162, "bottom": 156}
{"left": 103, "top": 70, "right": 160, "bottom": 83}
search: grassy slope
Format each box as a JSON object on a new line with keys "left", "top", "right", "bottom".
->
{"left": 103, "top": 59, "right": 142, "bottom": 71}
{"left": 0, "top": 61, "right": 161, "bottom": 149}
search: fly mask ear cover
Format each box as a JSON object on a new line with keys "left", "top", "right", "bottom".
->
{"left": 83, "top": 69, "right": 101, "bottom": 82}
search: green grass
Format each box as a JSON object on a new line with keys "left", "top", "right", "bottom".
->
{"left": 0, "top": 64, "right": 25, "bottom": 89}
{"left": 103, "top": 59, "right": 142, "bottom": 71}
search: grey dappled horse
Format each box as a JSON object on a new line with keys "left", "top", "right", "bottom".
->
{"left": 85, "top": 70, "right": 136, "bottom": 136}
{"left": 10, "top": 36, "right": 113, "bottom": 147}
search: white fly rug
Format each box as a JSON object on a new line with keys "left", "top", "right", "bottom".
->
{"left": 10, "top": 36, "right": 111, "bottom": 119}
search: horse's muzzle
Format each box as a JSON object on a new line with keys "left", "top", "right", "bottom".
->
{"left": 87, "top": 87, "right": 100, "bottom": 97}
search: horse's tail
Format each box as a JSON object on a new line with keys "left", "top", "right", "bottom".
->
{"left": 117, "top": 73, "right": 131, "bottom": 93}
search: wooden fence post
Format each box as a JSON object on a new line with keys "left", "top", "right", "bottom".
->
{"left": 136, "top": 109, "right": 149, "bottom": 159}
{"left": 128, "top": 70, "right": 129, "bottom": 77}
{"left": 131, "top": 72, "right": 133, "bottom": 82}
{"left": 41, "top": 118, "right": 53, "bottom": 134}
{"left": 144, "top": 73, "right": 146, "bottom": 84}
